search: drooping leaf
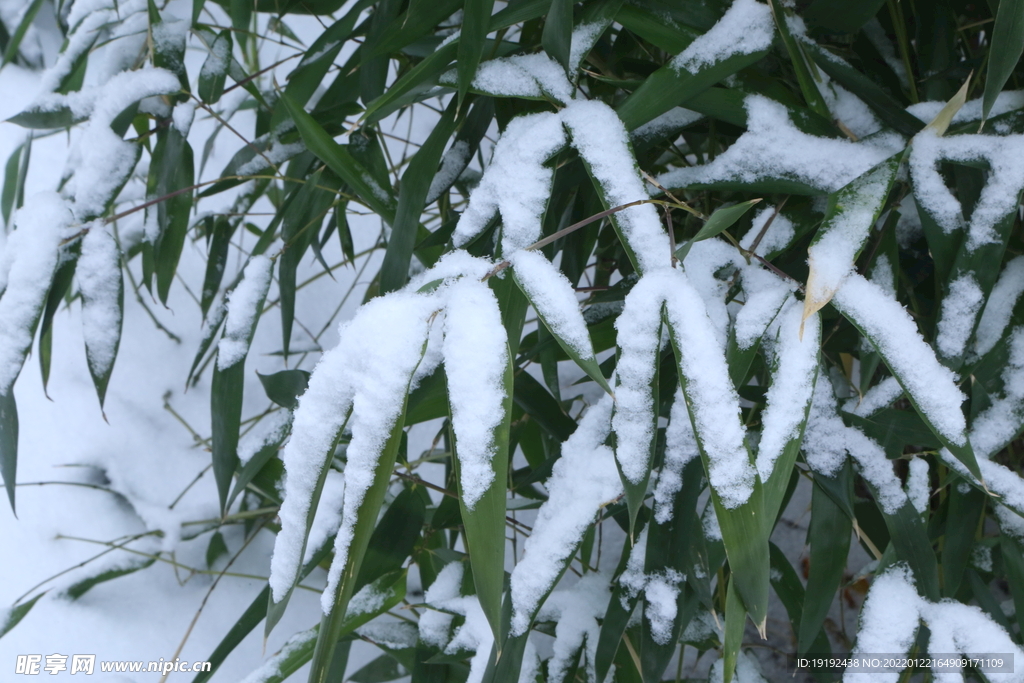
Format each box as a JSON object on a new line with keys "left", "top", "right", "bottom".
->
{"left": 984, "top": 0, "right": 1024, "bottom": 121}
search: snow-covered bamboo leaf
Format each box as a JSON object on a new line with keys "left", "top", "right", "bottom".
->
{"left": 227, "top": 411, "right": 291, "bottom": 510}
{"left": 766, "top": 0, "right": 830, "bottom": 121}
{"left": 1, "top": 0, "right": 44, "bottom": 65}
{"left": 566, "top": 0, "right": 622, "bottom": 76}
{"left": 443, "top": 277, "right": 512, "bottom": 638}
{"left": 211, "top": 256, "right": 273, "bottom": 513}
{"left": 382, "top": 101, "right": 457, "bottom": 294}
{"left": 616, "top": 0, "right": 775, "bottom": 131}
{"left": 799, "top": 464, "right": 852, "bottom": 652}
{"left": 6, "top": 105, "right": 80, "bottom": 130}
{"left": 78, "top": 223, "right": 123, "bottom": 410}
{"left": 832, "top": 273, "right": 981, "bottom": 481}
{"left": 1, "top": 138, "right": 30, "bottom": 226}
{"left": 984, "top": 0, "right": 1024, "bottom": 121}
{"left": 198, "top": 30, "right": 231, "bottom": 104}
{"left": 510, "top": 250, "right": 610, "bottom": 393}
{"left": 594, "top": 531, "right": 644, "bottom": 683}
{"left": 241, "top": 625, "right": 320, "bottom": 683}
{"left": 199, "top": 216, "right": 233, "bottom": 319}
{"left": 64, "top": 556, "right": 157, "bottom": 599}
{"left": 804, "top": 155, "right": 900, "bottom": 325}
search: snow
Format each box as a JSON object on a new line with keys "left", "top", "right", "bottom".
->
{"left": 863, "top": 19, "right": 909, "bottom": 88}
{"left": 509, "top": 396, "right": 620, "bottom": 636}
{"left": 671, "top": 0, "right": 774, "bottom": 74}
{"left": 77, "top": 222, "right": 122, "bottom": 381}
{"left": 419, "top": 561, "right": 463, "bottom": 647}
{"left": 936, "top": 274, "right": 983, "bottom": 359}
{"left": 907, "top": 90, "right": 1024, "bottom": 125}
{"left": 710, "top": 651, "right": 769, "bottom": 683}
{"left": 662, "top": 269, "right": 753, "bottom": 508}
{"left": 683, "top": 239, "right": 743, "bottom": 347}
{"left": 562, "top": 99, "right": 671, "bottom": 274}
{"left": 845, "top": 566, "right": 921, "bottom": 683}
{"left": 910, "top": 130, "right": 1024, "bottom": 252}
{"left": 869, "top": 252, "right": 896, "bottom": 298}
{"left": 755, "top": 298, "right": 819, "bottom": 482}
{"left": 974, "top": 256, "right": 1024, "bottom": 357}
{"left": 239, "top": 626, "right": 318, "bottom": 683}
{"left": 510, "top": 249, "right": 595, "bottom": 361}
{"left": 654, "top": 389, "right": 699, "bottom": 523}
{"left": 0, "top": 193, "right": 73, "bottom": 396}
{"left": 833, "top": 273, "right": 967, "bottom": 447}
{"left": 237, "top": 409, "right": 291, "bottom": 465}
{"left": 269, "top": 290, "right": 440, "bottom": 604}
{"left": 843, "top": 376, "right": 902, "bottom": 417}
{"left": 968, "top": 326, "right": 1024, "bottom": 459}
{"left": 806, "top": 160, "right": 895, "bottom": 315}
{"left": 658, "top": 95, "right": 904, "bottom": 194}
{"left": 441, "top": 277, "right": 509, "bottom": 509}
{"left": 536, "top": 574, "right": 610, "bottom": 681}
{"left": 217, "top": 255, "right": 273, "bottom": 370}
{"left": 735, "top": 264, "right": 794, "bottom": 350}
{"left": 740, "top": 206, "right": 795, "bottom": 257}
{"left": 302, "top": 468, "right": 344, "bottom": 565}
{"left": 906, "top": 457, "right": 929, "bottom": 513}
{"left": 569, "top": 21, "right": 605, "bottom": 73}
{"left": 452, "top": 111, "right": 566, "bottom": 253}
{"left": 453, "top": 53, "right": 574, "bottom": 104}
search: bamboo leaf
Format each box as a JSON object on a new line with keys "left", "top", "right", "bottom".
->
{"left": 0, "top": 592, "right": 44, "bottom": 639}
{"left": 984, "top": 0, "right": 1024, "bottom": 121}
{"left": 675, "top": 199, "right": 761, "bottom": 261}
{"left": 457, "top": 0, "right": 496, "bottom": 105}
{"left": 257, "top": 370, "right": 310, "bottom": 409}
{"left": 766, "top": 0, "right": 830, "bottom": 121}
{"left": 941, "top": 478, "right": 985, "bottom": 597}
{"left": 722, "top": 575, "right": 744, "bottom": 683}
{"left": 148, "top": 127, "right": 195, "bottom": 304}
{"left": 542, "top": 0, "right": 572, "bottom": 75}
{"left": 198, "top": 30, "right": 232, "bottom": 104}
{"left": 0, "top": 390, "right": 17, "bottom": 513}
{"left": 1, "top": 0, "right": 44, "bottom": 65}
{"left": 64, "top": 557, "right": 156, "bottom": 599}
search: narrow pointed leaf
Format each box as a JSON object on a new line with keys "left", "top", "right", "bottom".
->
{"left": 1, "top": 0, "right": 45, "bottom": 65}
{"left": 0, "top": 592, "right": 44, "bottom": 639}
{"left": 457, "top": 0, "right": 495, "bottom": 104}
{"left": 984, "top": 0, "right": 1024, "bottom": 121}
{"left": 0, "top": 390, "right": 17, "bottom": 514}
{"left": 542, "top": 0, "right": 572, "bottom": 74}
{"left": 675, "top": 199, "right": 761, "bottom": 261}
{"left": 722, "top": 575, "right": 744, "bottom": 683}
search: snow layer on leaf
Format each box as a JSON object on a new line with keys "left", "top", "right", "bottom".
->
{"left": 869, "top": 253, "right": 896, "bottom": 297}
{"left": 910, "top": 131, "right": 1024, "bottom": 251}
{"left": 78, "top": 222, "right": 122, "bottom": 379}
{"left": 683, "top": 239, "right": 743, "bottom": 347}
{"left": 238, "top": 409, "right": 291, "bottom": 465}
{"left": 671, "top": 0, "right": 774, "bottom": 73}
{"left": 0, "top": 193, "right": 73, "bottom": 395}
{"left": 613, "top": 274, "right": 664, "bottom": 484}
{"left": 807, "top": 161, "right": 895, "bottom": 309}
{"left": 239, "top": 626, "right": 318, "bottom": 683}
{"left": 845, "top": 566, "right": 922, "bottom": 683}
{"left": 645, "top": 569, "right": 684, "bottom": 645}
{"left": 536, "top": 574, "right": 611, "bottom": 682}
{"left": 631, "top": 107, "right": 703, "bottom": 142}
{"left": 907, "top": 458, "right": 929, "bottom": 513}
{"left": 569, "top": 21, "right": 605, "bottom": 73}
{"left": 619, "top": 525, "right": 649, "bottom": 604}
{"left": 654, "top": 390, "right": 699, "bottom": 524}
{"left": 562, "top": 99, "right": 671, "bottom": 274}
{"left": 936, "top": 274, "right": 983, "bottom": 358}
{"left": 426, "top": 139, "right": 471, "bottom": 204}
{"left": 843, "top": 376, "right": 902, "bottom": 417}
{"left": 406, "top": 250, "right": 493, "bottom": 291}
{"left": 969, "top": 326, "right": 1024, "bottom": 459}
{"left": 172, "top": 101, "right": 195, "bottom": 136}
{"left": 452, "top": 112, "right": 566, "bottom": 253}
{"left": 442, "top": 278, "right": 508, "bottom": 509}
{"left": 659, "top": 95, "right": 903, "bottom": 194}
{"left": 419, "top": 561, "right": 464, "bottom": 647}
{"left": 974, "top": 256, "right": 1024, "bottom": 357}
{"left": 755, "top": 299, "right": 819, "bottom": 481}
{"left": 302, "top": 468, "right": 344, "bottom": 565}
{"left": 269, "top": 291, "right": 438, "bottom": 603}
{"left": 833, "top": 273, "right": 967, "bottom": 446}
{"left": 217, "top": 256, "right": 273, "bottom": 369}
{"left": 440, "top": 592, "right": 534, "bottom": 683}
{"left": 740, "top": 206, "right": 795, "bottom": 257}
{"left": 510, "top": 249, "right": 594, "bottom": 360}
{"left": 710, "top": 652, "right": 768, "bottom": 683}
{"left": 922, "top": 601, "right": 1024, "bottom": 683}
{"left": 703, "top": 502, "right": 723, "bottom": 539}
{"left": 58, "top": 69, "right": 181, "bottom": 221}
{"left": 803, "top": 376, "right": 848, "bottom": 476}
{"left": 735, "top": 264, "right": 794, "bottom": 349}
{"left": 660, "top": 269, "right": 753, "bottom": 507}
{"left": 906, "top": 90, "right": 1024, "bottom": 125}
{"left": 463, "top": 53, "right": 573, "bottom": 104}
{"left": 510, "top": 396, "right": 620, "bottom": 636}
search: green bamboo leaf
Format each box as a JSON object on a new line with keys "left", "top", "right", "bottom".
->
{"left": 767, "top": 542, "right": 833, "bottom": 668}
{"left": 617, "top": 50, "right": 771, "bottom": 132}
{"left": 1000, "top": 536, "right": 1024, "bottom": 640}
{"left": 878, "top": 498, "right": 940, "bottom": 601}
{"left": 941, "top": 478, "right": 985, "bottom": 597}
{"left": 200, "top": 216, "right": 234, "bottom": 319}
{"left": 0, "top": 592, "right": 44, "bottom": 639}
{"left": 722, "top": 575, "right": 744, "bottom": 683}
{"left": 799, "top": 464, "right": 852, "bottom": 653}
{"left": 615, "top": 3, "right": 697, "bottom": 53}
{"left": 1, "top": 0, "right": 44, "bottom": 64}
{"left": 147, "top": 127, "right": 195, "bottom": 304}
{"left": 2, "top": 136, "right": 30, "bottom": 225}
{"left": 353, "top": 487, "right": 426, "bottom": 591}
{"left": 280, "top": 92, "right": 396, "bottom": 221}
{"left": 349, "top": 654, "right": 405, "bottom": 682}
{"left": 37, "top": 243, "right": 79, "bottom": 396}
{"left": 257, "top": 370, "right": 310, "bottom": 409}
{"left": 366, "top": 0, "right": 462, "bottom": 58}
{"left": 381, "top": 100, "right": 457, "bottom": 293}
{"left": 766, "top": 0, "right": 831, "bottom": 121}
{"left": 594, "top": 531, "right": 644, "bottom": 683}
{"left": 458, "top": 0, "right": 496, "bottom": 106}
{"left": 211, "top": 258, "right": 273, "bottom": 513}
{"left": 542, "top": 0, "right": 572, "bottom": 75}
{"left": 984, "top": 0, "right": 1024, "bottom": 121}
{"left": 675, "top": 199, "right": 761, "bottom": 262}
{"left": 198, "top": 30, "right": 232, "bottom": 104}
